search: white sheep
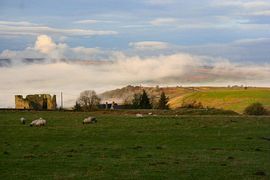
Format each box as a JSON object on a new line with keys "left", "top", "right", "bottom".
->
{"left": 136, "top": 113, "right": 143, "bottom": 118}
{"left": 30, "top": 118, "right": 46, "bottom": 127}
{"left": 35, "top": 119, "right": 46, "bottom": 127}
{"left": 83, "top": 117, "right": 97, "bottom": 124}
{"left": 20, "top": 117, "right": 26, "bottom": 124}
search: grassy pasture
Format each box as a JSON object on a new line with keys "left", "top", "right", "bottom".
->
{"left": 172, "top": 88, "right": 270, "bottom": 113}
{"left": 0, "top": 111, "right": 270, "bottom": 179}
{"left": 100, "top": 86, "right": 270, "bottom": 113}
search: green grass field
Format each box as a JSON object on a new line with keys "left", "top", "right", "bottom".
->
{"left": 171, "top": 88, "right": 270, "bottom": 113}
{"left": 1, "top": 111, "right": 270, "bottom": 179}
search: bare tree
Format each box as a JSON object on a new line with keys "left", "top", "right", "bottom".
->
{"left": 77, "top": 90, "right": 100, "bottom": 111}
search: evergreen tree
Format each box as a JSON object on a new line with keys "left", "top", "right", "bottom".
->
{"left": 140, "top": 90, "right": 152, "bottom": 109}
{"left": 132, "top": 93, "right": 141, "bottom": 109}
{"left": 158, "top": 91, "right": 169, "bottom": 109}
{"left": 73, "top": 101, "right": 82, "bottom": 111}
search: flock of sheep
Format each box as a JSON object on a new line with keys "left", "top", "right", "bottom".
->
{"left": 20, "top": 113, "right": 152, "bottom": 127}
{"left": 20, "top": 116, "right": 97, "bottom": 127}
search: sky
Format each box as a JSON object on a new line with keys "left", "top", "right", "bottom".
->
{"left": 0, "top": 0, "right": 270, "bottom": 107}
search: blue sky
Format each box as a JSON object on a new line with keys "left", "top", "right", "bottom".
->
{"left": 0, "top": 0, "right": 270, "bottom": 107}
{"left": 0, "top": 0, "right": 270, "bottom": 61}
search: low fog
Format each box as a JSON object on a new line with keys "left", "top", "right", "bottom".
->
{"left": 0, "top": 35, "right": 269, "bottom": 108}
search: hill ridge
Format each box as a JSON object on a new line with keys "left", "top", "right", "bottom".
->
{"left": 99, "top": 85, "right": 270, "bottom": 112}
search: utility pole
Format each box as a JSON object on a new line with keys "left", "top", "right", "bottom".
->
{"left": 61, "top": 92, "right": 63, "bottom": 110}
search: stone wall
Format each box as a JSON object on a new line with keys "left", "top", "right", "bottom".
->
{"left": 15, "top": 95, "right": 30, "bottom": 109}
{"left": 15, "top": 94, "right": 57, "bottom": 110}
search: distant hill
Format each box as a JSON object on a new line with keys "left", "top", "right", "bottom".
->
{"left": 99, "top": 85, "right": 194, "bottom": 106}
{"left": 180, "top": 87, "right": 270, "bottom": 113}
{"left": 99, "top": 86, "right": 270, "bottom": 113}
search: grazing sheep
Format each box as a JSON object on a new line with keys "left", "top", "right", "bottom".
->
{"left": 148, "top": 112, "right": 153, "bottom": 115}
{"left": 136, "top": 113, "right": 143, "bottom": 118}
{"left": 35, "top": 119, "right": 46, "bottom": 127}
{"left": 30, "top": 118, "right": 46, "bottom": 127}
{"left": 83, "top": 117, "right": 97, "bottom": 124}
{"left": 20, "top": 117, "right": 26, "bottom": 124}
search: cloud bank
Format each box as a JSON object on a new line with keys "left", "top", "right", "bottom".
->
{"left": 0, "top": 35, "right": 270, "bottom": 108}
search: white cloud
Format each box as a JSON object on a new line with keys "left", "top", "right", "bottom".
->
{"left": 129, "top": 41, "right": 170, "bottom": 50}
{"left": 72, "top": 47, "right": 101, "bottom": 56}
{"left": 150, "top": 18, "right": 178, "bottom": 26}
{"left": 148, "top": 16, "right": 270, "bottom": 30}
{"left": 74, "top": 19, "right": 114, "bottom": 24}
{"left": 0, "top": 21, "right": 38, "bottom": 26}
{"left": 242, "top": 1, "right": 270, "bottom": 9}
{"left": 0, "top": 48, "right": 46, "bottom": 64}
{"left": 74, "top": 19, "right": 100, "bottom": 24}
{"left": 0, "top": 35, "right": 104, "bottom": 62}
{"left": 233, "top": 38, "right": 270, "bottom": 45}
{"left": 0, "top": 21, "right": 118, "bottom": 37}
{"left": 35, "top": 35, "right": 57, "bottom": 54}
{"left": 213, "top": 0, "right": 270, "bottom": 17}
{"left": 214, "top": 0, "right": 270, "bottom": 9}
{"left": 251, "top": 10, "right": 270, "bottom": 16}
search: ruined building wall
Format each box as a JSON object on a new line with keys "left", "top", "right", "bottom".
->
{"left": 47, "top": 95, "right": 57, "bottom": 109}
{"left": 15, "top": 94, "right": 57, "bottom": 110}
{"left": 15, "top": 95, "right": 30, "bottom": 109}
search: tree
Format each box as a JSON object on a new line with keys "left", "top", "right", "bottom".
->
{"left": 140, "top": 90, "right": 152, "bottom": 109}
{"left": 244, "top": 103, "right": 268, "bottom": 115}
{"left": 158, "top": 91, "right": 169, "bottom": 109}
{"left": 77, "top": 90, "right": 100, "bottom": 111}
{"left": 132, "top": 93, "right": 141, "bottom": 109}
{"left": 73, "top": 101, "right": 82, "bottom": 111}
{"left": 150, "top": 95, "right": 158, "bottom": 109}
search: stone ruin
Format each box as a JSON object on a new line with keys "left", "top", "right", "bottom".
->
{"left": 15, "top": 94, "right": 57, "bottom": 110}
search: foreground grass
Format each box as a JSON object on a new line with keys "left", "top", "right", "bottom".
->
{"left": 0, "top": 111, "right": 270, "bottom": 179}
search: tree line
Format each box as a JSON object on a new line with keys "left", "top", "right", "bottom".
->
{"left": 132, "top": 90, "right": 169, "bottom": 109}
{"left": 74, "top": 89, "right": 169, "bottom": 111}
